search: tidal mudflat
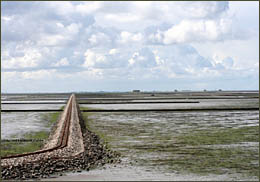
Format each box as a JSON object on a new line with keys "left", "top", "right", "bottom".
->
{"left": 48, "top": 107, "right": 258, "bottom": 181}
{"left": 2, "top": 92, "right": 259, "bottom": 180}
{"left": 1, "top": 102, "right": 64, "bottom": 139}
{"left": 1, "top": 100, "right": 64, "bottom": 157}
{"left": 80, "top": 110, "right": 258, "bottom": 180}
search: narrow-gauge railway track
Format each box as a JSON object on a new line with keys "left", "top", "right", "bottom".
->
{"left": 1, "top": 96, "right": 73, "bottom": 159}
{"left": 1, "top": 94, "right": 118, "bottom": 180}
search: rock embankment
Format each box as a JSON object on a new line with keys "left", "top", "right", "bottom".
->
{"left": 1, "top": 94, "right": 120, "bottom": 180}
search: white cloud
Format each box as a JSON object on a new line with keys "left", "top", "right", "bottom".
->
{"left": 83, "top": 68, "right": 104, "bottom": 78}
{"left": 52, "top": 57, "right": 69, "bottom": 67}
{"left": 66, "top": 23, "right": 82, "bottom": 35}
{"left": 163, "top": 19, "right": 232, "bottom": 44}
{"left": 2, "top": 49, "right": 42, "bottom": 69}
{"left": 92, "top": 2, "right": 230, "bottom": 31}
{"left": 37, "top": 23, "right": 82, "bottom": 47}
{"left": 212, "top": 54, "right": 234, "bottom": 69}
{"left": 83, "top": 49, "right": 107, "bottom": 68}
{"left": 75, "top": 2, "right": 103, "bottom": 15}
{"left": 47, "top": 1, "right": 75, "bottom": 16}
{"left": 148, "top": 30, "right": 164, "bottom": 44}
{"left": 1, "top": 16, "right": 13, "bottom": 21}
{"left": 2, "top": 71, "right": 17, "bottom": 80}
{"left": 56, "top": 22, "right": 64, "bottom": 28}
{"left": 21, "top": 69, "right": 56, "bottom": 80}
{"left": 104, "top": 13, "right": 140, "bottom": 23}
{"left": 109, "top": 48, "right": 118, "bottom": 55}
{"left": 180, "top": 1, "right": 229, "bottom": 19}
{"left": 119, "top": 31, "right": 143, "bottom": 44}
{"left": 88, "top": 32, "right": 110, "bottom": 46}
{"left": 1, "top": 1, "right": 258, "bottom": 92}
{"left": 127, "top": 48, "right": 156, "bottom": 68}
{"left": 38, "top": 34, "right": 66, "bottom": 46}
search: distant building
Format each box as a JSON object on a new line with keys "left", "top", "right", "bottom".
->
{"left": 133, "top": 90, "right": 141, "bottom": 93}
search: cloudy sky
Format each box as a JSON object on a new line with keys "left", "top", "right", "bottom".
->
{"left": 1, "top": 1, "right": 259, "bottom": 93}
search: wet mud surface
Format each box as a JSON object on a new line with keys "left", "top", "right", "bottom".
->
{"left": 1, "top": 92, "right": 259, "bottom": 181}
{"left": 1, "top": 101, "right": 65, "bottom": 139}
{"left": 51, "top": 108, "right": 258, "bottom": 180}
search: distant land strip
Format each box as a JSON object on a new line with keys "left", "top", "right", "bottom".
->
{"left": 2, "top": 96, "right": 258, "bottom": 102}
{"left": 1, "top": 101, "right": 200, "bottom": 105}
{"left": 77, "top": 97, "right": 259, "bottom": 100}
{"left": 1, "top": 108, "right": 259, "bottom": 112}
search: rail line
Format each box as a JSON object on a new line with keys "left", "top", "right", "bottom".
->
{"left": 1, "top": 96, "right": 73, "bottom": 159}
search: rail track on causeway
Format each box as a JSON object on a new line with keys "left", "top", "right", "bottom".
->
{"left": 1, "top": 94, "right": 119, "bottom": 180}
{"left": 2, "top": 96, "right": 73, "bottom": 160}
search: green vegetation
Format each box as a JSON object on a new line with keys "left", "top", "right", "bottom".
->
{"left": 175, "top": 125, "right": 259, "bottom": 145}
{"left": 1, "top": 141, "right": 43, "bottom": 157}
{"left": 41, "top": 111, "right": 61, "bottom": 127}
{"left": 80, "top": 107, "right": 113, "bottom": 147}
{"left": 1, "top": 108, "right": 63, "bottom": 157}
{"left": 144, "top": 125, "right": 259, "bottom": 177}
{"left": 167, "top": 146, "right": 259, "bottom": 177}
{"left": 82, "top": 110, "right": 259, "bottom": 178}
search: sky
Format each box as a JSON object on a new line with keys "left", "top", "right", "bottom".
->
{"left": 1, "top": 1, "right": 259, "bottom": 93}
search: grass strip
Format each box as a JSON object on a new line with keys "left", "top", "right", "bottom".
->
{"left": 80, "top": 107, "right": 113, "bottom": 147}
{"left": 1, "top": 108, "right": 62, "bottom": 157}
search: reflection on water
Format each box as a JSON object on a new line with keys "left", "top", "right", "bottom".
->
{"left": 81, "top": 98, "right": 258, "bottom": 110}
{"left": 1, "top": 93, "right": 259, "bottom": 180}
{"left": 1, "top": 112, "right": 52, "bottom": 139}
{"left": 1, "top": 103, "right": 65, "bottom": 139}
{"left": 1, "top": 103, "right": 65, "bottom": 110}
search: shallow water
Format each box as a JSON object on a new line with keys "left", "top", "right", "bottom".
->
{"left": 81, "top": 98, "right": 258, "bottom": 110}
{"left": 1, "top": 94, "right": 258, "bottom": 180}
{"left": 1, "top": 103, "right": 65, "bottom": 110}
{"left": 1, "top": 103, "right": 65, "bottom": 139}
{"left": 1, "top": 112, "right": 52, "bottom": 139}
{"left": 85, "top": 110, "right": 259, "bottom": 157}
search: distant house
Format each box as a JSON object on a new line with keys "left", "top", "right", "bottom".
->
{"left": 133, "top": 90, "right": 141, "bottom": 93}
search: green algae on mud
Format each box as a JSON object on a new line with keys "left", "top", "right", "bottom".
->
{"left": 81, "top": 111, "right": 259, "bottom": 179}
{"left": 1, "top": 110, "right": 62, "bottom": 157}
{"left": 160, "top": 126, "right": 259, "bottom": 177}
{"left": 176, "top": 125, "right": 259, "bottom": 145}
{"left": 80, "top": 107, "right": 113, "bottom": 148}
